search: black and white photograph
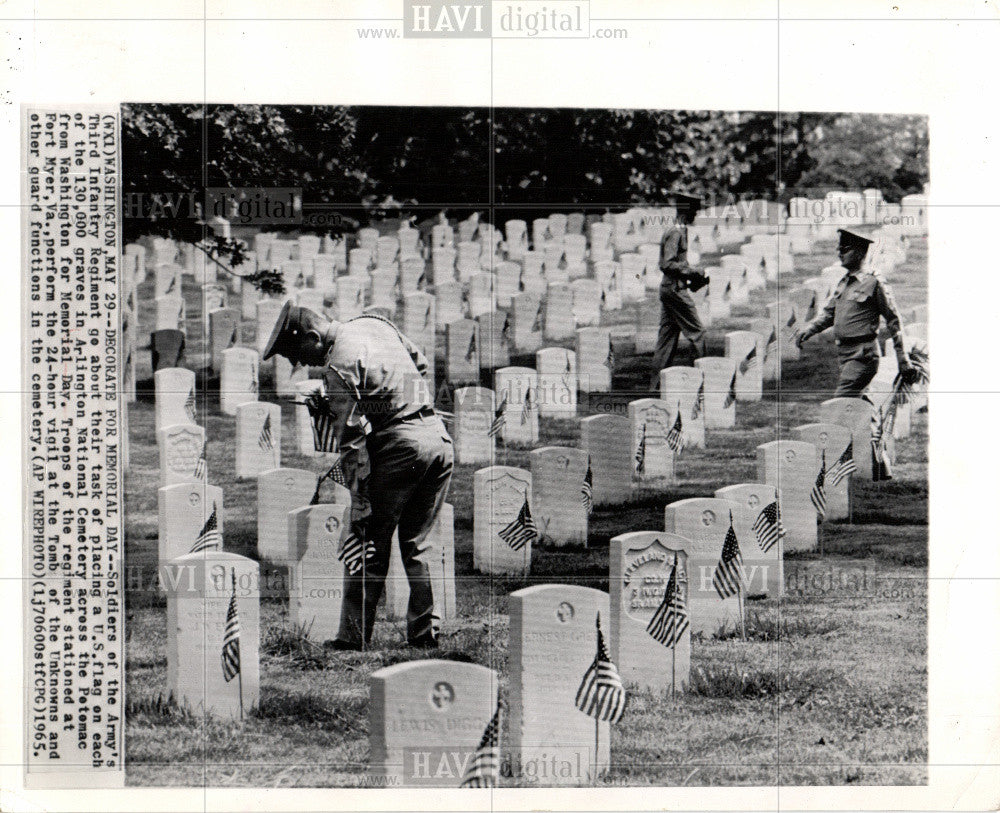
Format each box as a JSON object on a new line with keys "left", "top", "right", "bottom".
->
{"left": 6, "top": 2, "right": 998, "bottom": 811}
{"left": 114, "top": 103, "right": 929, "bottom": 788}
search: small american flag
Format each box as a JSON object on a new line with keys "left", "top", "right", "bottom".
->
{"left": 739, "top": 346, "right": 758, "bottom": 375}
{"left": 764, "top": 327, "right": 777, "bottom": 360}
{"left": 712, "top": 513, "right": 746, "bottom": 599}
{"left": 692, "top": 380, "right": 705, "bottom": 420}
{"left": 190, "top": 503, "right": 222, "bottom": 553}
{"left": 310, "top": 458, "right": 349, "bottom": 505}
{"left": 564, "top": 352, "right": 572, "bottom": 374}
{"left": 520, "top": 387, "right": 533, "bottom": 425}
{"left": 500, "top": 315, "right": 511, "bottom": 346}
{"left": 646, "top": 561, "right": 688, "bottom": 648}
{"left": 606, "top": 342, "right": 615, "bottom": 371}
{"left": 827, "top": 440, "right": 858, "bottom": 486}
{"left": 574, "top": 614, "right": 627, "bottom": 724}
{"left": 489, "top": 395, "right": 507, "bottom": 439}
{"left": 634, "top": 424, "right": 647, "bottom": 475}
{"left": 723, "top": 370, "right": 737, "bottom": 409}
{"left": 786, "top": 310, "right": 797, "bottom": 328}
{"left": 532, "top": 304, "right": 544, "bottom": 332}
{"left": 666, "top": 407, "right": 684, "bottom": 454}
{"left": 752, "top": 500, "right": 785, "bottom": 553}
{"left": 303, "top": 390, "right": 337, "bottom": 453}
{"left": 722, "top": 280, "right": 732, "bottom": 302}
{"left": 581, "top": 457, "right": 594, "bottom": 515}
{"left": 459, "top": 698, "right": 504, "bottom": 788}
{"left": 258, "top": 413, "right": 274, "bottom": 451}
{"left": 184, "top": 387, "right": 196, "bottom": 422}
{"left": 338, "top": 530, "right": 376, "bottom": 576}
{"left": 221, "top": 572, "right": 241, "bottom": 683}
{"left": 249, "top": 366, "right": 259, "bottom": 396}
{"left": 498, "top": 494, "right": 536, "bottom": 552}
{"left": 810, "top": 450, "right": 827, "bottom": 519}
{"left": 229, "top": 325, "right": 238, "bottom": 347}
{"left": 465, "top": 330, "right": 478, "bottom": 361}
{"left": 165, "top": 274, "right": 176, "bottom": 294}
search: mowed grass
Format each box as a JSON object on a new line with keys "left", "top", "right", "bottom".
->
{"left": 124, "top": 231, "right": 928, "bottom": 787}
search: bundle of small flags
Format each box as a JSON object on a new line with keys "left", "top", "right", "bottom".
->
{"left": 752, "top": 500, "right": 785, "bottom": 553}
{"left": 646, "top": 562, "right": 688, "bottom": 647}
{"left": 891, "top": 347, "right": 929, "bottom": 408}
{"left": 302, "top": 389, "right": 337, "bottom": 453}
{"left": 712, "top": 513, "right": 746, "bottom": 599}
{"left": 459, "top": 697, "right": 504, "bottom": 788}
{"left": 871, "top": 404, "right": 894, "bottom": 482}
{"left": 574, "top": 614, "right": 627, "bottom": 724}
{"left": 581, "top": 457, "right": 594, "bottom": 515}
{"left": 498, "top": 495, "right": 537, "bottom": 551}
{"left": 810, "top": 450, "right": 827, "bottom": 519}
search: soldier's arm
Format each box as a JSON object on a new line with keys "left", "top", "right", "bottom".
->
{"left": 322, "top": 364, "right": 370, "bottom": 460}
{"left": 659, "top": 229, "right": 686, "bottom": 272}
{"left": 874, "top": 280, "right": 909, "bottom": 363}
{"left": 803, "top": 294, "right": 836, "bottom": 338}
{"left": 397, "top": 328, "right": 431, "bottom": 379}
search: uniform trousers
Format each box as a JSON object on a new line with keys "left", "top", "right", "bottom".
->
{"left": 651, "top": 282, "right": 706, "bottom": 388}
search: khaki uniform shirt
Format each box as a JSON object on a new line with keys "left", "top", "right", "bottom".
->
{"left": 806, "top": 269, "right": 907, "bottom": 358}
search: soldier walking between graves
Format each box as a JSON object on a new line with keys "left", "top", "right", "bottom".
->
{"left": 794, "top": 228, "right": 918, "bottom": 399}
{"left": 263, "top": 302, "right": 454, "bottom": 650}
{"left": 650, "top": 193, "right": 709, "bottom": 388}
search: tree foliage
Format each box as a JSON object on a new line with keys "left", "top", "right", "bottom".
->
{"left": 122, "top": 104, "right": 927, "bottom": 240}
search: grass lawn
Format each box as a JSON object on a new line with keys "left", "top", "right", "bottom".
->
{"left": 124, "top": 230, "right": 927, "bottom": 787}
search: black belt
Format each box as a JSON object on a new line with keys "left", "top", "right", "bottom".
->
{"left": 835, "top": 334, "right": 877, "bottom": 347}
{"left": 376, "top": 405, "right": 436, "bottom": 432}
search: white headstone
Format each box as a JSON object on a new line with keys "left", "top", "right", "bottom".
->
{"left": 369, "top": 660, "right": 496, "bottom": 787}
{"left": 220, "top": 347, "right": 260, "bottom": 416}
{"left": 493, "top": 367, "right": 539, "bottom": 446}
{"left": 819, "top": 398, "right": 874, "bottom": 480}
{"left": 628, "top": 398, "right": 675, "bottom": 484}
{"left": 713, "top": 483, "right": 784, "bottom": 597}
{"left": 434, "top": 281, "right": 465, "bottom": 327}
{"left": 756, "top": 440, "right": 818, "bottom": 553}
{"left": 288, "top": 503, "right": 351, "bottom": 643}
{"left": 663, "top": 498, "right": 744, "bottom": 636}
{"left": 401, "top": 292, "right": 436, "bottom": 361}
{"left": 473, "top": 466, "right": 532, "bottom": 576}
{"left": 453, "top": 386, "right": 496, "bottom": 465}
{"left": 658, "top": 366, "right": 706, "bottom": 449}
{"left": 530, "top": 447, "right": 589, "bottom": 547}
{"left": 543, "top": 283, "right": 575, "bottom": 340}
{"left": 609, "top": 532, "right": 691, "bottom": 693}
{"left": 209, "top": 307, "right": 242, "bottom": 374}
{"left": 509, "top": 585, "right": 611, "bottom": 786}
{"left": 256, "top": 467, "right": 317, "bottom": 563}
{"left": 790, "top": 423, "right": 852, "bottom": 521}
{"left": 725, "top": 330, "right": 764, "bottom": 402}
{"left": 158, "top": 423, "right": 207, "bottom": 487}
{"left": 575, "top": 328, "right": 612, "bottom": 393}
{"left": 476, "top": 309, "right": 511, "bottom": 371}
{"left": 235, "top": 401, "right": 282, "bottom": 478}
{"left": 579, "top": 414, "right": 633, "bottom": 505}
{"left": 535, "top": 347, "right": 577, "bottom": 419}
{"left": 158, "top": 482, "right": 225, "bottom": 565}
{"left": 445, "top": 319, "right": 480, "bottom": 386}
{"left": 693, "top": 357, "right": 737, "bottom": 429}
{"left": 164, "top": 551, "right": 259, "bottom": 719}
{"left": 154, "top": 367, "right": 197, "bottom": 433}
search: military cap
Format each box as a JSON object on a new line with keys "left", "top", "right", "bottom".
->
{"left": 837, "top": 228, "right": 874, "bottom": 252}
{"left": 262, "top": 300, "right": 305, "bottom": 361}
{"left": 672, "top": 192, "right": 703, "bottom": 211}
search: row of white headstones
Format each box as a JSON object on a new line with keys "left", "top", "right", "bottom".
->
{"left": 135, "top": 200, "right": 928, "bottom": 785}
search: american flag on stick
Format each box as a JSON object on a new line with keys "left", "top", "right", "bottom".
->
{"left": 646, "top": 562, "right": 688, "bottom": 648}
{"left": 459, "top": 697, "right": 504, "bottom": 788}
{"left": 184, "top": 386, "right": 196, "bottom": 422}
{"left": 786, "top": 310, "right": 797, "bottom": 328}
{"left": 498, "top": 494, "right": 537, "bottom": 552}
{"left": 723, "top": 370, "right": 738, "bottom": 409}
{"left": 871, "top": 405, "right": 894, "bottom": 482}
{"left": 338, "top": 530, "right": 376, "bottom": 576}
{"left": 194, "top": 443, "right": 207, "bottom": 480}
{"left": 739, "top": 346, "right": 758, "bottom": 375}
{"left": 606, "top": 342, "right": 615, "bottom": 371}
{"left": 752, "top": 500, "right": 785, "bottom": 553}
{"left": 520, "top": 386, "right": 533, "bottom": 425}
{"left": 465, "top": 329, "right": 477, "bottom": 361}
{"left": 712, "top": 512, "right": 746, "bottom": 600}
{"left": 692, "top": 380, "right": 705, "bottom": 420}
{"left": 257, "top": 413, "right": 274, "bottom": 451}
{"left": 581, "top": 457, "right": 594, "bottom": 515}
{"left": 666, "top": 408, "right": 684, "bottom": 454}
{"left": 489, "top": 395, "right": 507, "bottom": 439}
{"left": 190, "top": 503, "right": 222, "bottom": 553}
{"left": 827, "top": 440, "right": 858, "bottom": 487}
{"left": 310, "top": 458, "right": 349, "bottom": 505}
{"left": 221, "top": 572, "right": 241, "bottom": 683}
{"left": 810, "top": 450, "right": 828, "bottom": 519}
{"left": 574, "top": 614, "right": 627, "bottom": 724}
{"left": 634, "top": 424, "right": 647, "bottom": 475}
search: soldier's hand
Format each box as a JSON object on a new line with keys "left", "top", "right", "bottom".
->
{"left": 794, "top": 328, "right": 808, "bottom": 349}
{"left": 899, "top": 359, "right": 920, "bottom": 385}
